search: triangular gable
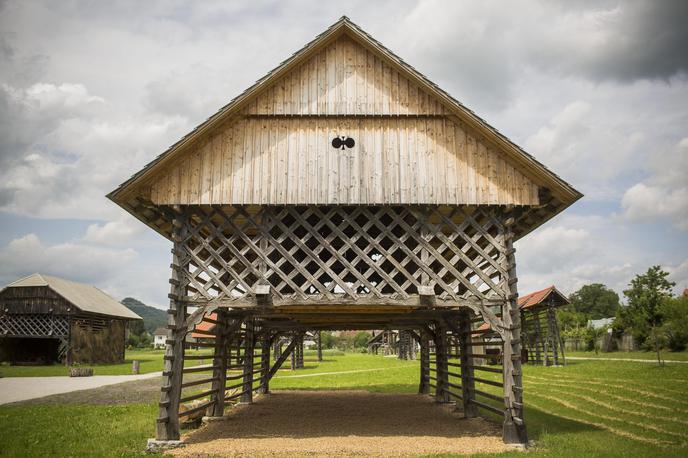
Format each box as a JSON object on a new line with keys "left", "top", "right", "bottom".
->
{"left": 243, "top": 34, "right": 448, "bottom": 117}
{"left": 109, "top": 17, "right": 581, "bottom": 238}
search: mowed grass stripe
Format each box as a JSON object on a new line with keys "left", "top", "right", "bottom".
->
{"left": 530, "top": 384, "right": 688, "bottom": 433}
{"left": 527, "top": 380, "right": 688, "bottom": 421}
{"left": 535, "top": 373, "right": 688, "bottom": 398}
{"left": 526, "top": 377, "right": 688, "bottom": 414}
{"left": 527, "top": 392, "right": 677, "bottom": 446}
{"left": 525, "top": 375, "right": 688, "bottom": 410}
{"left": 526, "top": 398, "right": 676, "bottom": 446}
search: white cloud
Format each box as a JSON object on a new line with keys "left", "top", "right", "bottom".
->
{"left": 83, "top": 214, "right": 146, "bottom": 246}
{"left": 621, "top": 183, "right": 688, "bottom": 230}
{"left": 0, "top": 233, "right": 137, "bottom": 286}
{"left": 621, "top": 138, "right": 688, "bottom": 230}
{"left": 24, "top": 82, "right": 105, "bottom": 110}
{"left": 666, "top": 259, "right": 688, "bottom": 292}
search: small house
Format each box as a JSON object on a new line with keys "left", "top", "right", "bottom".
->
{"left": 153, "top": 327, "right": 168, "bottom": 349}
{"left": 0, "top": 273, "right": 141, "bottom": 365}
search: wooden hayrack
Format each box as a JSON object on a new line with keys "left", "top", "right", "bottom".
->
{"left": 109, "top": 17, "right": 581, "bottom": 446}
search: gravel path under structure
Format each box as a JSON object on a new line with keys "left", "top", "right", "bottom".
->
{"left": 171, "top": 390, "right": 507, "bottom": 457}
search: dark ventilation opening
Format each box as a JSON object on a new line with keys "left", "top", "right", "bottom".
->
{"left": 0, "top": 337, "right": 60, "bottom": 365}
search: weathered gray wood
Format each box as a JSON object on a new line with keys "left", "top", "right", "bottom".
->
{"left": 258, "top": 330, "right": 271, "bottom": 394}
{"left": 457, "top": 310, "right": 478, "bottom": 418}
{"left": 156, "top": 210, "right": 188, "bottom": 441}
{"left": 240, "top": 318, "right": 255, "bottom": 404}
{"left": 316, "top": 331, "right": 323, "bottom": 362}
{"left": 433, "top": 323, "right": 450, "bottom": 403}
{"left": 418, "top": 329, "right": 430, "bottom": 395}
{"left": 207, "top": 311, "right": 230, "bottom": 416}
{"left": 268, "top": 334, "right": 299, "bottom": 379}
{"left": 500, "top": 212, "right": 528, "bottom": 445}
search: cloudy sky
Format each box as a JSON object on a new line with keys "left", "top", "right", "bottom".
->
{"left": 1, "top": 0, "right": 687, "bottom": 308}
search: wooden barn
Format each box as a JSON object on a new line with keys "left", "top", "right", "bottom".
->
{"left": 108, "top": 17, "right": 581, "bottom": 446}
{"left": 0, "top": 273, "right": 141, "bottom": 365}
{"left": 519, "top": 286, "right": 568, "bottom": 366}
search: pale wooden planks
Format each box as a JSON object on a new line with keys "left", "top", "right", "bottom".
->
{"left": 149, "top": 117, "right": 539, "bottom": 206}
{"left": 244, "top": 35, "right": 447, "bottom": 117}
{"left": 144, "top": 34, "right": 540, "bottom": 207}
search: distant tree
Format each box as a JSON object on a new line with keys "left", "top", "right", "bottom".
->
{"left": 556, "top": 309, "right": 588, "bottom": 331}
{"left": 353, "top": 331, "right": 372, "bottom": 348}
{"left": 320, "top": 331, "right": 336, "bottom": 349}
{"left": 567, "top": 284, "right": 620, "bottom": 319}
{"left": 128, "top": 319, "right": 146, "bottom": 336}
{"left": 620, "top": 266, "right": 675, "bottom": 364}
{"left": 658, "top": 295, "right": 688, "bottom": 351}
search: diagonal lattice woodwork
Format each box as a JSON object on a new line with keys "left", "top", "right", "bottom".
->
{"left": 173, "top": 205, "right": 508, "bottom": 305}
{"left": 0, "top": 314, "right": 69, "bottom": 338}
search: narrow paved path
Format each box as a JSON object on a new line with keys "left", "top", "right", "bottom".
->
{"left": 567, "top": 356, "right": 688, "bottom": 364}
{"left": 0, "top": 372, "right": 160, "bottom": 405}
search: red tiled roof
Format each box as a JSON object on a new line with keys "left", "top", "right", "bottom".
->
{"left": 518, "top": 286, "right": 568, "bottom": 310}
{"left": 191, "top": 312, "right": 217, "bottom": 339}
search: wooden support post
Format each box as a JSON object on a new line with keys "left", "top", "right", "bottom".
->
{"left": 550, "top": 304, "right": 566, "bottom": 366}
{"left": 434, "top": 323, "right": 450, "bottom": 403}
{"left": 267, "top": 334, "right": 299, "bottom": 380}
{"left": 258, "top": 330, "right": 271, "bottom": 394}
{"left": 501, "top": 214, "right": 528, "bottom": 445}
{"left": 458, "top": 310, "right": 478, "bottom": 417}
{"left": 297, "top": 335, "right": 304, "bottom": 368}
{"left": 156, "top": 210, "right": 188, "bottom": 441}
{"left": 418, "top": 329, "right": 430, "bottom": 395}
{"left": 274, "top": 339, "right": 282, "bottom": 361}
{"left": 547, "top": 305, "right": 559, "bottom": 365}
{"left": 520, "top": 312, "right": 530, "bottom": 364}
{"left": 398, "top": 331, "right": 408, "bottom": 360}
{"left": 240, "top": 317, "right": 255, "bottom": 404}
{"left": 542, "top": 311, "right": 550, "bottom": 366}
{"left": 533, "top": 312, "right": 543, "bottom": 365}
{"left": 316, "top": 331, "right": 323, "bottom": 362}
{"left": 207, "top": 310, "right": 230, "bottom": 417}
{"left": 290, "top": 337, "right": 296, "bottom": 370}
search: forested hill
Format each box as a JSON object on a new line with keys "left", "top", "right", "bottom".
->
{"left": 121, "top": 297, "right": 167, "bottom": 333}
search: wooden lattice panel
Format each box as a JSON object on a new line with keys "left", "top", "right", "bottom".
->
{"left": 175, "top": 205, "right": 508, "bottom": 305}
{"left": 0, "top": 314, "right": 69, "bottom": 338}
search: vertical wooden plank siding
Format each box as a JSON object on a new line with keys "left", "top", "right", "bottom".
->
{"left": 142, "top": 34, "right": 541, "bottom": 207}
{"left": 149, "top": 117, "right": 539, "bottom": 206}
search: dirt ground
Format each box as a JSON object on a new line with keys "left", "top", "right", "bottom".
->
{"left": 171, "top": 390, "right": 508, "bottom": 457}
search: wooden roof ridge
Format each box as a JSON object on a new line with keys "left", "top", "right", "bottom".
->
{"left": 518, "top": 285, "right": 569, "bottom": 310}
{"left": 108, "top": 16, "right": 582, "bottom": 207}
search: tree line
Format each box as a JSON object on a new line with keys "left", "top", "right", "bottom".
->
{"left": 558, "top": 266, "right": 687, "bottom": 361}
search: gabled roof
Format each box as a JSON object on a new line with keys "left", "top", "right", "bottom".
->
{"left": 2, "top": 273, "right": 141, "bottom": 320}
{"left": 108, "top": 16, "right": 581, "bottom": 235}
{"left": 518, "top": 286, "right": 569, "bottom": 310}
{"left": 153, "top": 327, "right": 168, "bottom": 336}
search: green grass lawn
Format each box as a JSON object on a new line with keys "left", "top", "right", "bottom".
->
{"left": 1, "top": 351, "right": 687, "bottom": 457}
{"left": 0, "top": 349, "right": 214, "bottom": 377}
{"left": 565, "top": 350, "right": 688, "bottom": 361}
